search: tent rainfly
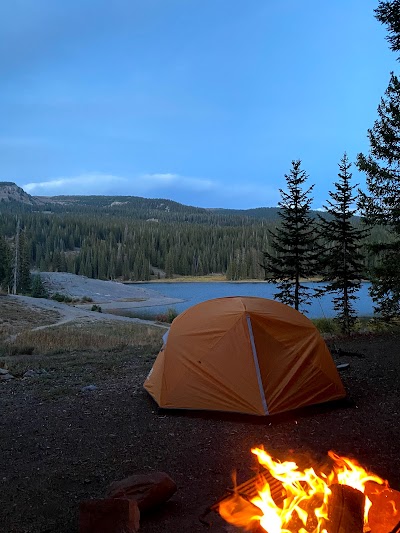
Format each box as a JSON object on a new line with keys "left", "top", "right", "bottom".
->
{"left": 144, "top": 296, "right": 346, "bottom": 416}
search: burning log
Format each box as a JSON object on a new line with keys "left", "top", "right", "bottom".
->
{"left": 326, "top": 484, "right": 365, "bottom": 533}
{"left": 365, "top": 482, "right": 400, "bottom": 533}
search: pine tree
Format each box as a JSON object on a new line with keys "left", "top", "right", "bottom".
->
{"left": 17, "top": 231, "right": 31, "bottom": 294}
{"left": 318, "top": 154, "right": 366, "bottom": 333}
{"left": 164, "top": 250, "right": 175, "bottom": 278}
{"left": 31, "top": 273, "right": 48, "bottom": 298}
{"left": 0, "top": 235, "right": 12, "bottom": 292}
{"left": 374, "top": 1, "right": 400, "bottom": 58}
{"left": 262, "top": 160, "right": 317, "bottom": 311}
{"left": 357, "top": 73, "right": 400, "bottom": 319}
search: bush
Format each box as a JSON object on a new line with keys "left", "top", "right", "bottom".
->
{"left": 52, "top": 293, "right": 65, "bottom": 302}
{"left": 91, "top": 304, "right": 102, "bottom": 313}
{"left": 51, "top": 293, "right": 73, "bottom": 303}
{"left": 166, "top": 307, "right": 178, "bottom": 322}
{"left": 155, "top": 307, "right": 178, "bottom": 323}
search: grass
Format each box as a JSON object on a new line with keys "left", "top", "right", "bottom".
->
{"left": 1, "top": 321, "right": 164, "bottom": 357}
{"left": 0, "top": 296, "right": 60, "bottom": 342}
{"left": 312, "top": 316, "right": 400, "bottom": 335}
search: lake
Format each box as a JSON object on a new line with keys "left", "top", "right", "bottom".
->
{"left": 133, "top": 281, "right": 374, "bottom": 319}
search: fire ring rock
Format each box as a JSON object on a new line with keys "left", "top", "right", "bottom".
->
{"left": 106, "top": 472, "right": 177, "bottom": 512}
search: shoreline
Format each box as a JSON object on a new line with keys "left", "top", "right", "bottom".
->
{"left": 127, "top": 276, "right": 327, "bottom": 284}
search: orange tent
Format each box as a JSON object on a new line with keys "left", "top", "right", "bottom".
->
{"left": 144, "top": 297, "right": 346, "bottom": 416}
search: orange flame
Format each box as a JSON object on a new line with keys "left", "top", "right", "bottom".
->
{"left": 218, "top": 448, "right": 389, "bottom": 533}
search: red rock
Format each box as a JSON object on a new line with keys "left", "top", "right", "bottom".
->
{"left": 107, "top": 472, "right": 177, "bottom": 512}
{"left": 79, "top": 498, "right": 140, "bottom": 533}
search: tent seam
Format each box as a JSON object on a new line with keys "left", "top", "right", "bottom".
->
{"left": 246, "top": 314, "right": 269, "bottom": 415}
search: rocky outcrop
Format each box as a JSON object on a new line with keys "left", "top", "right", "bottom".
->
{"left": 0, "top": 182, "right": 37, "bottom": 205}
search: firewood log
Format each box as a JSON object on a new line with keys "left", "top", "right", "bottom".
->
{"left": 325, "top": 484, "right": 365, "bottom": 533}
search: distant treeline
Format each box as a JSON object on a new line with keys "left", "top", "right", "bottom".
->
{"left": 0, "top": 196, "right": 388, "bottom": 283}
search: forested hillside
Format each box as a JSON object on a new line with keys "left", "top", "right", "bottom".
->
{"left": 0, "top": 183, "right": 385, "bottom": 284}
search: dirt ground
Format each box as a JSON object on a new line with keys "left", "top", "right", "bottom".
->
{"left": 1, "top": 298, "right": 400, "bottom": 532}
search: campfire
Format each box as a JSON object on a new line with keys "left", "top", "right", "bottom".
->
{"left": 216, "top": 448, "right": 400, "bottom": 533}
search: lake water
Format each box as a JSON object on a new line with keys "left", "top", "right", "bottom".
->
{"left": 134, "top": 281, "right": 374, "bottom": 319}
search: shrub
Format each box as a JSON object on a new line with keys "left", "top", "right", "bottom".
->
{"left": 51, "top": 292, "right": 65, "bottom": 302}
{"left": 51, "top": 293, "right": 73, "bottom": 303}
{"left": 91, "top": 304, "right": 102, "bottom": 313}
{"left": 155, "top": 307, "right": 178, "bottom": 323}
{"left": 166, "top": 307, "right": 178, "bottom": 322}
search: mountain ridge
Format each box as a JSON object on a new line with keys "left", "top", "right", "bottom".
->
{"left": 0, "top": 181, "right": 284, "bottom": 220}
{"left": 0, "top": 181, "right": 334, "bottom": 222}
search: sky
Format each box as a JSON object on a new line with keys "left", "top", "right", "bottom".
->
{"left": 1, "top": 0, "right": 398, "bottom": 209}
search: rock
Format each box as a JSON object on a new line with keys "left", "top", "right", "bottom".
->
{"left": 0, "top": 373, "right": 14, "bottom": 381}
{"left": 0, "top": 368, "right": 10, "bottom": 375}
{"left": 79, "top": 498, "right": 140, "bottom": 533}
{"left": 107, "top": 472, "right": 177, "bottom": 512}
{"left": 23, "top": 370, "right": 37, "bottom": 378}
{"left": 23, "top": 369, "right": 48, "bottom": 378}
{"left": 81, "top": 385, "right": 98, "bottom": 392}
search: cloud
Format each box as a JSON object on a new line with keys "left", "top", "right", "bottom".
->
{"left": 23, "top": 173, "right": 129, "bottom": 195}
{"left": 22, "top": 172, "right": 217, "bottom": 197}
{"left": 21, "top": 171, "right": 280, "bottom": 208}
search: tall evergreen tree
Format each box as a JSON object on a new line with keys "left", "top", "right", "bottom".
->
{"left": 318, "top": 154, "right": 366, "bottom": 333}
{"left": 262, "top": 160, "right": 317, "bottom": 311}
{"left": 0, "top": 235, "right": 12, "bottom": 292}
{"left": 375, "top": 1, "right": 400, "bottom": 58}
{"left": 17, "top": 230, "right": 32, "bottom": 294}
{"left": 357, "top": 73, "right": 400, "bottom": 319}
{"left": 355, "top": 1, "right": 400, "bottom": 319}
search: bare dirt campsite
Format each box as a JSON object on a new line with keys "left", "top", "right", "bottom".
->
{"left": 0, "top": 274, "right": 400, "bottom": 532}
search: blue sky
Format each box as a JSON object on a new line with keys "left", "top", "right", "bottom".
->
{"left": 0, "top": 0, "right": 398, "bottom": 209}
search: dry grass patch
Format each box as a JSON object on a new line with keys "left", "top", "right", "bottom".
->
{"left": 0, "top": 296, "right": 60, "bottom": 341}
{"left": 1, "top": 321, "right": 165, "bottom": 356}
